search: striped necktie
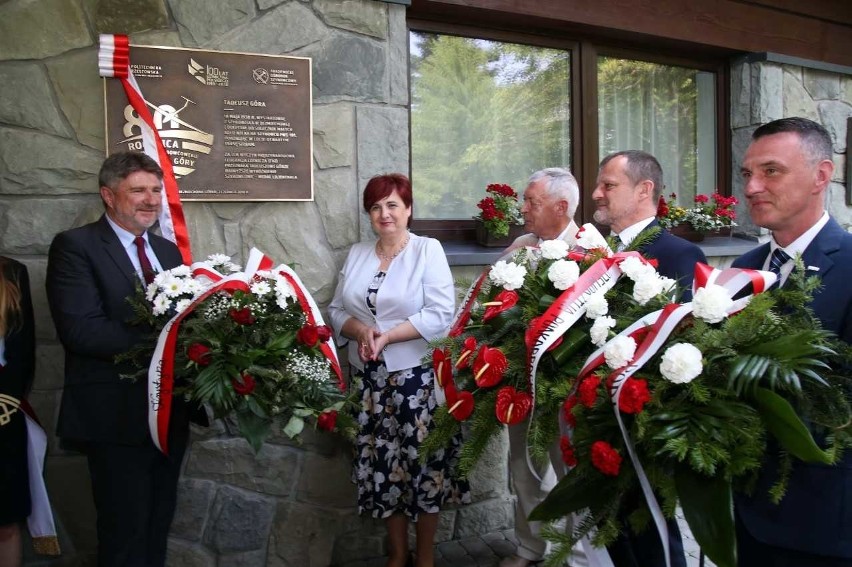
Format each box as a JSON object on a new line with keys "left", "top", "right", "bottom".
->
{"left": 767, "top": 248, "right": 790, "bottom": 288}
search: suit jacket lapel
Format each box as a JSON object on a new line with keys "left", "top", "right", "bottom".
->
{"left": 96, "top": 216, "right": 139, "bottom": 289}
{"left": 800, "top": 219, "right": 841, "bottom": 280}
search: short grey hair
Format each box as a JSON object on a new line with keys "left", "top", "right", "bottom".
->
{"left": 753, "top": 117, "right": 833, "bottom": 165}
{"left": 527, "top": 167, "right": 580, "bottom": 218}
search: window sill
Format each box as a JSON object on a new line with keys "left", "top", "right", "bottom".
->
{"left": 443, "top": 235, "right": 760, "bottom": 266}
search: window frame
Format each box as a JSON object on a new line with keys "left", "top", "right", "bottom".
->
{"left": 407, "top": 19, "right": 730, "bottom": 241}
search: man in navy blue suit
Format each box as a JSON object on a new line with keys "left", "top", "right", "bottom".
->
{"left": 47, "top": 152, "right": 197, "bottom": 567}
{"left": 592, "top": 149, "right": 707, "bottom": 567}
{"left": 733, "top": 117, "right": 852, "bottom": 566}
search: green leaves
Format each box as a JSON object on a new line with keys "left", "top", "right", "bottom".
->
{"left": 751, "top": 387, "right": 833, "bottom": 464}
{"left": 675, "top": 469, "right": 735, "bottom": 567}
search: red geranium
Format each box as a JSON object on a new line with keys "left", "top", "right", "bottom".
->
{"left": 232, "top": 372, "right": 256, "bottom": 395}
{"left": 317, "top": 410, "right": 338, "bottom": 431}
{"left": 656, "top": 195, "right": 669, "bottom": 218}
{"left": 618, "top": 377, "right": 651, "bottom": 414}
{"left": 560, "top": 435, "right": 578, "bottom": 467}
{"left": 578, "top": 376, "right": 601, "bottom": 408}
{"left": 694, "top": 194, "right": 709, "bottom": 204}
{"left": 472, "top": 346, "right": 508, "bottom": 388}
{"left": 187, "top": 343, "right": 212, "bottom": 366}
{"left": 495, "top": 386, "right": 533, "bottom": 425}
{"left": 591, "top": 441, "right": 622, "bottom": 476}
{"left": 229, "top": 307, "right": 255, "bottom": 325}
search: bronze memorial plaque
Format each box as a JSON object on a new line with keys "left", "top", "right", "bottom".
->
{"left": 105, "top": 46, "right": 312, "bottom": 201}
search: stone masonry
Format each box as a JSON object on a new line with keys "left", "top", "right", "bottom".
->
{"left": 0, "top": 0, "right": 849, "bottom": 566}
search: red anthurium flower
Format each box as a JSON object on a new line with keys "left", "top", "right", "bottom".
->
{"left": 455, "top": 337, "right": 478, "bottom": 369}
{"left": 432, "top": 348, "right": 453, "bottom": 388}
{"left": 495, "top": 386, "right": 533, "bottom": 425}
{"left": 482, "top": 290, "right": 519, "bottom": 322}
{"left": 472, "top": 346, "right": 508, "bottom": 388}
{"left": 317, "top": 410, "right": 338, "bottom": 431}
{"left": 187, "top": 343, "right": 212, "bottom": 366}
{"left": 591, "top": 441, "right": 622, "bottom": 476}
{"left": 446, "top": 390, "right": 475, "bottom": 421}
{"left": 229, "top": 307, "right": 255, "bottom": 325}
{"left": 560, "top": 435, "right": 578, "bottom": 467}
{"left": 231, "top": 372, "right": 256, "bottom": 395}
{"left": 618, "top": 377, "right": 651, "bottom": 414}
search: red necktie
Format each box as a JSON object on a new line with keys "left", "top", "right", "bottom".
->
{"left": 134, "top": 236, "right": 155, "bottom": 285}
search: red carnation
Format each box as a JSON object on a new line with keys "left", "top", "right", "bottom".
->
{"left": 591, "top": 440, "right": 622, "bottom": 476}
{"left": 562, "top": 395, "right": 578, "bottom": 427}
{"left": 187, "top": 343, "right": 212, "bottom": 366}
{"left": 232, "top": 372, "right": 256, "bottom": 395}
{"left": 317, "top": 410, "right": 338, "bottom": 431}
{"left": 229, "top": 307, "right": 255, "bottom": 325}
{"left": 578, "top": 376, "right": 601, "bottom": 408}
{"left": 560, "top": 435, "right": 578, "bottom": 467}
{"left": 618, "top": 377, "right": 651, "bottom": 414}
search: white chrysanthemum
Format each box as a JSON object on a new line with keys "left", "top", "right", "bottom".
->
{"left": 183, "top": 278, "right": 205, "bottom": 298}
{"left": 251, "top": 280, "right": 272, "bottom": 296}
{"left": 489, "top": 260, "right": 527, "bottom": 291}
{"left": 660, "top": 343, "right": 703, "bottom": 384}
{"left": 540, "top": 239, "right": 570, "bottom": 260}
{"left": 632, "top": 275, "right": 667, "bottom": 305}
{"left": 590, "top": 316, "right": 616, "bottom": 347}
{"left": 170, "top": 265, "right": 191, "bottom": 277}
{"left": 575, "top": 223, "right": 608, "bottom": 251}
{"left": 207, "top": 253, "right": 231, "bottom": 265}
{"left": 152, "top": 294, "right": 172, "bottom": 316}
{"left": 159, "top": 274, "right": 186, "bottom": 298}
{"left": 692, "top": 284, "right": 734, "bottom": 323}
{"left": 174, "top": 298, "right": 192, "bottom": 314}
{"left": 145, "top": 282, "right": 159, "bottom": 302}
{"left": 547, "top": 259, "right": 580, "bottom": 290}
{"left": 275, "top": 277, "right": 297, "bottom": 300}
{"left": 585, "top": 292, "right": 609, "bottom": 319}
{"left": 604, "top": 335, "right": 636, "bottom": 369}
{"left": 659, "top": 277, "right": 677, "bottom": 296}
{"left": 619, "top": 256, "right": 655, "bottom": 281}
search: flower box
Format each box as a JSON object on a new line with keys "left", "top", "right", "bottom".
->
{"left": 668, "top": 223, "right": 705, "bottom": 242}
{"left": 475, "top": 220, "right": 525, "bottom": 247}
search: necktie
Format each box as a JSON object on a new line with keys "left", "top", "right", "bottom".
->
{"left": 767, "top": 248, "right": 790, "bottom": 288}
{"left": 613, "top": 234, "right": 626, "bottom": 252}
{"left": 134, "top": 236, "right": 155, "bottom": 285}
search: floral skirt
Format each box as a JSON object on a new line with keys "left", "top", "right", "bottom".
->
{"left": 352, "top": 361, "right": 470, "bottom": 520}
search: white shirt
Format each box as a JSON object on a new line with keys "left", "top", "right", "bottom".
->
{"left": 105, "top": 215, "right": 164, "bottom": 283}
{"left": 765, "top": 211, "right": 829, "bottom": 285}
{"left": 616, "top": 216, "right": 656, "bottom": 250}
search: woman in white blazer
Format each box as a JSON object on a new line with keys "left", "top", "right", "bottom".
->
{"left": 329, "top": 174, "right": 469, "bottom": 567}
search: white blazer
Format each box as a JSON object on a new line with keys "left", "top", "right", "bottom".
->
{"left": 328, "top": 233, "right": 455, "bottom": 372}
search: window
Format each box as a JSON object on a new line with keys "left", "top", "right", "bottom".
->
{"left": 598, "top": 56, "right": 717, "bottom": 203}
{"left": 410, "top": 32, "right": 571, "bottom": 220}
{"left": 408, "top": 27, "right": 724, "bottom": 239}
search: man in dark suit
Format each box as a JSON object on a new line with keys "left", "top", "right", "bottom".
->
{"left": 733, "top": 117, "right": 852, "bottom": 566}
{"left": 47, "top": 152, "right": 191, "bottom": 567}
{"left": 591, "top": 149, "right": 707, "bottom": 567}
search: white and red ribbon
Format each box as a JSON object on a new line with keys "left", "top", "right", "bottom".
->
{"left": 566, "top": 263, "right": 777, "bottom": 567}
{"left": 98, "top": 34, "right": 192, "bottom": 264}
{"left": 148, "top": 248, "right": 342, "bottom": 454}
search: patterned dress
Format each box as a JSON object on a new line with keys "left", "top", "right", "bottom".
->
{"left": 352, "top": 271, "right": 470, "bottom": 520}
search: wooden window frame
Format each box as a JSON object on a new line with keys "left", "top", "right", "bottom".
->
{"left": 407, "top": 19, "right": 730, "bottom": 241}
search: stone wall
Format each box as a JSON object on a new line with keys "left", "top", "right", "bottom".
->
{"left": 730, "top": 59, "right": 852, "bottom": 234}
{"left": 0, "top": 1, "right": 513, "bottom": 565}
